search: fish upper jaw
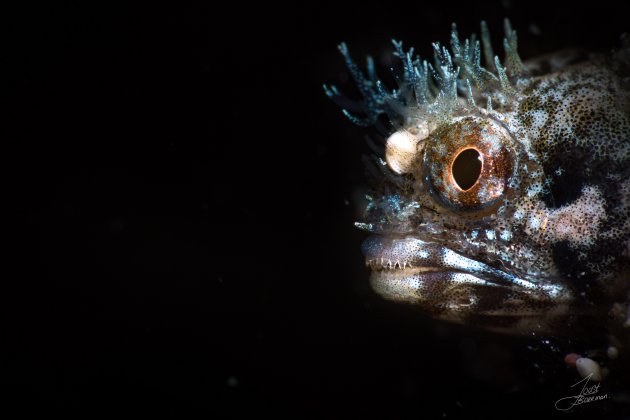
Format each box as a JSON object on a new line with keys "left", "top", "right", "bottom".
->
{"left": 362, "top": 235, "right": 573, "bottom": 330}
{"left": 362, "top": 235, "right": 540, "bottom": 288}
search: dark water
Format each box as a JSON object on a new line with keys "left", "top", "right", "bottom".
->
{"left": 9, "top": 1, "right": 630, "bottom": 418}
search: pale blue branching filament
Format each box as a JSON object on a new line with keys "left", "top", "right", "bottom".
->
{"left": 323, "top": 19, "right": 529, "bottom": 129}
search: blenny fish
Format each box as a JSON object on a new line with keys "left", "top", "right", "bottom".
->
{"left": 325, "top": 21, "right": 630, "bottom": 380}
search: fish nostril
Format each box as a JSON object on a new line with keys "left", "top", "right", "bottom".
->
{"left": 452, "top": 148, "right": 482, "bottom": 191}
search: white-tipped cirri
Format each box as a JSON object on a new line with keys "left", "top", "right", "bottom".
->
{"left": 385, "top": 130, "right": 420, "bottom": 175}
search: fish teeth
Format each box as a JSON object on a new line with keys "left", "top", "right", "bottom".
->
{"left": 365, "top": 258, "right": 419, "bottom": 271}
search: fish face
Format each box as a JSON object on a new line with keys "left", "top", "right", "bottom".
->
{"left": 361, "top": 114, "right": 576, "bottom": 332}
{"left": 326, "top": 21, "right": 630, "bottom": 337}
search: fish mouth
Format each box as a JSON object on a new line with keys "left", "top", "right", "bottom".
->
{"left": 362, "top": 235, "right": 569, "bottom": 318}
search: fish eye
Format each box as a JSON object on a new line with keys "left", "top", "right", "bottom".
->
{"left": 423, "top": 117, "right": 514, "bottom": 211}
{"left": 451, "top": 148, "right": 482, "bottom": 191}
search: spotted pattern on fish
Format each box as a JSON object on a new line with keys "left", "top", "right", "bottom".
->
{"left": 325, "top": 21, "right": 630, "bottom": 377}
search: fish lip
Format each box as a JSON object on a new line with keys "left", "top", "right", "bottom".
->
{"left": 361, "top": 234, "right": 489, "bottom": 277}
{"left": 361, "top": 235, "right": 562, "bottom": 294}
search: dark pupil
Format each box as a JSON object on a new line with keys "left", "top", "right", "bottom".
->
{"left": 452, "top": 148, "right": 482, "bottom": 191}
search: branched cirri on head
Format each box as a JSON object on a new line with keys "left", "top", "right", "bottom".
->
{"left": 325, "top": 20, "right": 630, "bottom": 381}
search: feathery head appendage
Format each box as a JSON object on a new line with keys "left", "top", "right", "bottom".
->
{"left": 366, "top": 55, "right": 377, "bottom": 84}
{"left": 465, "top": 78, "right": 476, "bottom": 107}
{"left": 392, "top": 40, "right": 420, "bottom": 107}
{"left": 331, "top": 43, "right": 389, "bottom": 127}
{"left": 480, "top": 20, "right": 495, "bottom": 69}
{"left": 413, "top": 60, "right": 431, "bottom": 105}
{"left": 342, "top": 109, "right": 373, "bottom": 127}
{"left": 324, "top": 21, "right": 531, "bottom": 130}
{"left": 502, "top": 18, "right": 528, "bottom": 78}
{"left": 450, "top": 24, "right": 499, "bottom": 91}
{"left": 494, "top": 55, "right": 516, "bottom": 99}
{"left": 431, "top": 43, "right": 460, "bottom": 109}
{"left": 338, "top": 43, "right": 378, "bottom": 102}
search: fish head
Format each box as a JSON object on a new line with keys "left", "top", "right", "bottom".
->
{"left": 328, "top": 22, "right": 630, "bottom": 334}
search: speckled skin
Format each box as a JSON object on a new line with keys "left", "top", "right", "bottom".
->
{"left": 328, "top": 25, "right": 630, "bottom": 374}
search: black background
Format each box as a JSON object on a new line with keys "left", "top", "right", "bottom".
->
{"left": 7, "top": 1, "right": 630, "bottom": 418}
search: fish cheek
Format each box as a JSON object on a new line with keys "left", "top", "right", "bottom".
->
{"left": 540, "top": 146, "right": 591, "bottom": 209}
